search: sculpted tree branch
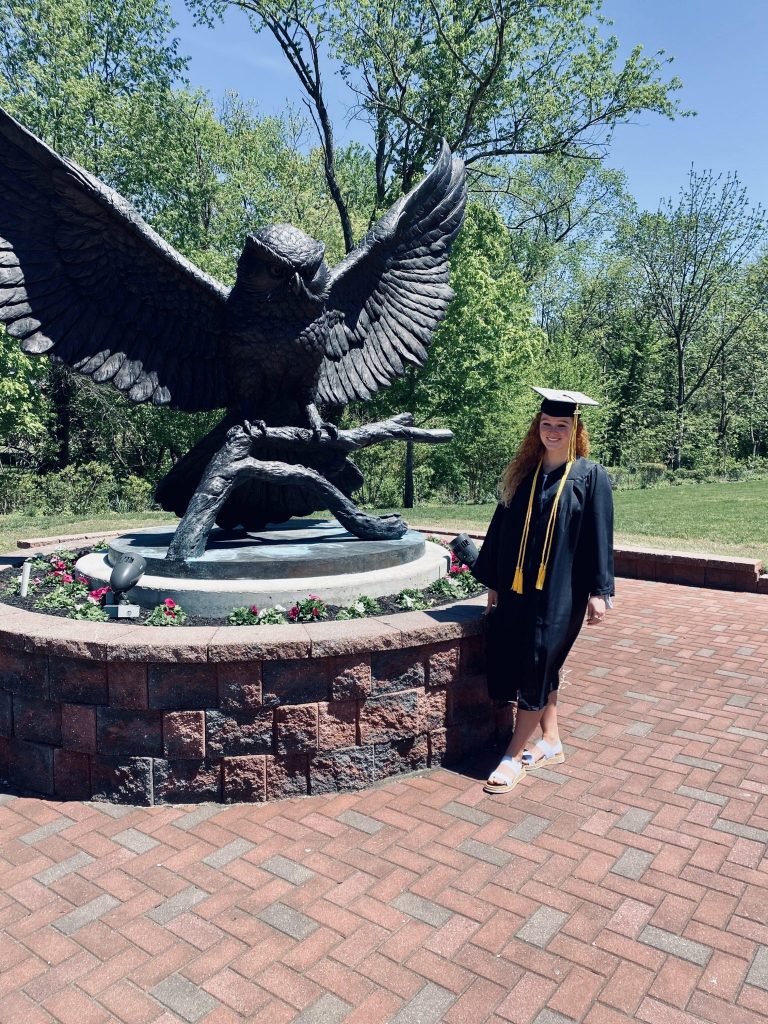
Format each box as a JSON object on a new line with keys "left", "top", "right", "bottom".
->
{"left": 168, "top": 416, "right": 453, "bottom": 560}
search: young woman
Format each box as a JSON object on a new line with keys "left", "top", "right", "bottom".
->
{"left": 471, "top": 388, "right": 614, "bottom": 794}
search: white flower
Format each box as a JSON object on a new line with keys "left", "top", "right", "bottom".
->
{"left": 273, "top": 604, "right": 286, "bottom": 613}
{"left": 402, "top": 594, "right": 414, "bottom": 608}
{"left": 354, "top": 601, "right": 365, "bottom": 615}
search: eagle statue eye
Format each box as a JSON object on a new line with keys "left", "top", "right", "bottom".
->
{"left": 268, "top": 264, "right": 288, "bottom": 279}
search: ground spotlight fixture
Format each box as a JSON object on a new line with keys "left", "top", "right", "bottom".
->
{"left": 448, "top": 533, "right": 478, "bottom": 568}
{"left": 106, "top": 553, "right": 147, "bottom": 618}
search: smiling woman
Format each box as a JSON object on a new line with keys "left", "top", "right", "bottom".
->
{"left": 471, "top": 387, "right": 615, "bottom": 795}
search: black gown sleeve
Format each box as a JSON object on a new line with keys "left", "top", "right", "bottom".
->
{"left": 471, "top": 503, "right": 504, "bottom": 590}
{"left": 584, "top": 465, "right": 615, "bottom": 597}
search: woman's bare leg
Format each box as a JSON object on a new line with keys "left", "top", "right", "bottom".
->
{"left": 539, "top": 690, "right": 560, "bottom": 745}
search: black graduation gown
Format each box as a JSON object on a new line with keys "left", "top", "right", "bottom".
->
{"left": 471, "top": 457, "right": 614, "bottom": 710}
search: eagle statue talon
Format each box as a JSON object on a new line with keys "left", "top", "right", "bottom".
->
{"left": 312, "top": 422, "right": 339, "bottom": 442}
{"left": 244, "top": 419, "right": 268, "bottom": 438}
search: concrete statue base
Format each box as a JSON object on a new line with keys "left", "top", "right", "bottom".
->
{"left": 76, "top": 520, "right": 451, "bottom": 615}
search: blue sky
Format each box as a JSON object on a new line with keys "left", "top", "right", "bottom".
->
{"left": 168, "top": 0, "right": 768, "bottom": 213}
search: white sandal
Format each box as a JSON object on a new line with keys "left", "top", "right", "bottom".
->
{"left": 521, "top": 738, "right": 565, "bottom": 771}
{"left": 483, "top": 755, "right": 524, "bottom": 794}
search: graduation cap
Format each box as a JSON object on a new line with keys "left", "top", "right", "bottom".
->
{"left": 532, "top": 387, "right": 599, "bottom": 417}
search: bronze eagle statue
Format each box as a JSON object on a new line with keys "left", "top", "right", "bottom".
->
{"left": 0, "top": 106, "right": 466, "bottom": 534}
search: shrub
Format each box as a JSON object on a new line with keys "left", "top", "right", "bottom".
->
{"left": 0, "top": 463, "right": 156, "bottom": 514}
{"left": 635, "top": 463, "right": 670, "bottom": 488}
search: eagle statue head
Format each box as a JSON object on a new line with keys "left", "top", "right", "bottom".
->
{"left": 239, "top": 224, "right": 330, "bottom": 305}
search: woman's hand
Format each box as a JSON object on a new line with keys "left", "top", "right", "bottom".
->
{"left": 587, "top": 595, "right": 606, "bottom": 625}
{"left": 483, "top": 589, "right": 498, "bottom": 615}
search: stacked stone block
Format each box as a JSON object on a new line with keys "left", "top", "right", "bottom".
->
{"left": 0, "top": 601, "right": 512, "bottom": 804}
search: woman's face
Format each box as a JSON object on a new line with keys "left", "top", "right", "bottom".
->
{"left": 539, "top": 414, "right": 573, "bottom": 459}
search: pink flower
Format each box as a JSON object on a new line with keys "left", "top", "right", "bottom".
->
{"left": 308, "top": 594, "right": 320, "bottom": 600}
{"left": 288, "top": 605, "right": 299, "bottom": 621}
{"left": 87, "top": 586, "right": 110, "bottom": 604}
{"left": 311, "top": 608, "right": 319, "bottom": 618}
{"left": 163, "top": 598, "right": 176, "bottom": 608}
{"left": 249, "top": 605, "right": 259, "bottom": 614}
{"left": 59, "top": 573, "right": 73, "bottom": 584}
{"left": 76, "top": 574, "right": 89, "bottom": 584}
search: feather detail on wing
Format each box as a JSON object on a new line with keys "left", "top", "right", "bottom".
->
{"left": 0, "top": 105, "right": 229, "bottom": 411}
{"left": 315, "top": 141, "right": 466, "bottom": 407}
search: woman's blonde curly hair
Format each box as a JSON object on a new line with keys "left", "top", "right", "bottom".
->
{"left": 500, "top": 413, "right": 590, "bottom": 506}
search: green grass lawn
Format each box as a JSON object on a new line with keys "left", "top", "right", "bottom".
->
{"left": 370, "top": 478, "right": 768, "bottom": 565}
{"left": 0, "top": 510, "right": 176, "bottom": 554}
{"left": 1, "top": 478, "right": 766, "bottom": 564}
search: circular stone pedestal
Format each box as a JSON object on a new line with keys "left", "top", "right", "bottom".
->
{"left": 76, "top": 520, "right": 451, "bottom": 615}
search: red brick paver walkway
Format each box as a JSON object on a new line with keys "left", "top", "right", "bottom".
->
{"left": 1, "top": 577, "right": 767, "bottom": 1024}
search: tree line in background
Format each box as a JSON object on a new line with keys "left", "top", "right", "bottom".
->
{"left": 0, "top": 0, "right": 766, "bottom": 517}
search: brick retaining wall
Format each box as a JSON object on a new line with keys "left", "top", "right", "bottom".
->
{"left": 0, "top": 596, "right": 512, "bottom": 804}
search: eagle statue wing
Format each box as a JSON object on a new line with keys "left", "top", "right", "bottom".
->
{"left": 0, "top": 105, "right": 230, "bottom": 411}
{"left": 315, "top": 141, "right": 466, "bottom": 407}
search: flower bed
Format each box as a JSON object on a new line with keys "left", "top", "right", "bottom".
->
{"left": 1, "top": 538, "right": 484, "bottom": 628}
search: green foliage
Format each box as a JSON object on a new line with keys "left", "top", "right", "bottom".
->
{"left": 225, "top": 603, "right": 292, "bottom": 624}
{"left": 287, "top": 595, "right": 328, "bottom": 622}
{"left": 357, "top": 203, "right": 543, "bottom": 503}
{"left": 70, "top": 603, "right": 110, "bottom": 622}
{"left": 227, "top": 605, "right": 261, "bottom": 625}
{"left": 34, "top": 584, "right": 89, "bottom": 612}
{"left": 395, "top": 588, "right": 433, "bottom": 611}
{"left": 335, "top": 595, "right": 381, "bottom": 620}
{"left": 0, "top": 463, "right": 155, "bottom": 516}
{"left": 145, "top": 598, "right": 188, "bottom": 625}
{"left": 226, "top": 604, "right": 291, "bottom": 624}
{"left": 0, "top": 327, "right": 48, "bottom": 461}
{"left": 252, "top": 606, "right": 289, "bottom": 624}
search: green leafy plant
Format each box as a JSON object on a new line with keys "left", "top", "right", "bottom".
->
{"left": 254, "top": 606, "right": 289, "bottom": 624}
{"left": 288, "top": 594, "right": 327, "bottom": 622}
{"left": 395, "top": 588, "right": 433, "bottom": 611}
{"left": 227, "top": 605, "right": 260, "bottom": 625}
{"left": 428, "top": 576, "right": 464, "bottom": 600}
{"left": 227, "top": 604, "right": 290, "bottom": 625}
{"left": 70, "top": 602, "right": 109, "bottom": 622}
{"left": 145, "top": 598, "right": 187, "bottom": 626}
{"left": 34, "top": 581, "right": 88, "bottom": 612}
{"left": 335, "top": 595, "right": 381, "bottom": 620}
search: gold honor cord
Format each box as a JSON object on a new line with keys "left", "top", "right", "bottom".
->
{"left": 511, "top": 460, "right": 542, "bottom": 594}
{"left": 513, "top": 409, "right": 580, "bottom": 595}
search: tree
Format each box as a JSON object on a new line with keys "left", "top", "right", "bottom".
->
{"left": 0, "top": 327, "right": 48, "bottom": 464}
{"left": 0, "top": 0, "right": 191, "bottom": 469}
{"left": 186, "top": 0, "right": 683, "bottom": 248}
{"left": 0, "top": 0, "right": 357, "bottom": 476}
{"left": 352, "top": 203, "right": 543, "bottom": 503}
{"left": 0, "top": 0, "right": 188, "bottom": 171}
{"left": 619, "top": 169, "right": 767, "bottom": 469}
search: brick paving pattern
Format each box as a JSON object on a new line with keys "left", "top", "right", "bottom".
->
{"left": 1, "top": 577, "right": 767, "bottom": 1023}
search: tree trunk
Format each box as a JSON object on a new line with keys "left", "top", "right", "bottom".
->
{"left": 46, "top": 363, "right": 73, "bottom": 471}
{"left": 403, "top": 440, "right": 414, "bottom": 508}
{"left": 717, "top": 350, "right": 729, "bottom": 471}
{"left": 672, "top": 339, "right": 686, "bottom": 470}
